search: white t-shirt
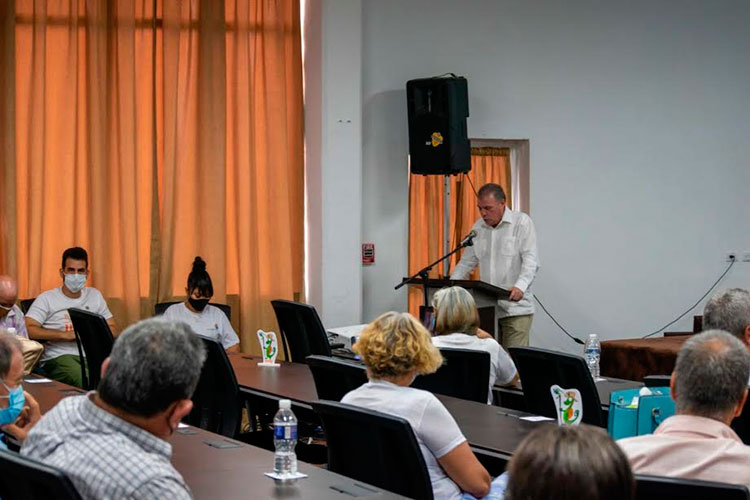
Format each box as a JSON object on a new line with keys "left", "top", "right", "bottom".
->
{"left": 162, "top": 303, "right": 239, "bottom": 350}
{"left": 26, "top": 287, "right": 113, "bottom": 363}
{"left": 341, "top": 380, "right": 466, "bottom": 500}
{"left": 432, "top": 332, "right": 518, "bottom": 404}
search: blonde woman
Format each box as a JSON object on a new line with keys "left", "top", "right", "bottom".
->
{"left": 342, "top": 312, "right": 491, "bottom": 500}
{"left": 432, "top": 286, "right": 519, "bottom": 404}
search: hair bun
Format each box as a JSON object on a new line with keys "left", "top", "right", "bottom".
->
{"left": 191, "top": 256, "right": 207, "bottom": 273}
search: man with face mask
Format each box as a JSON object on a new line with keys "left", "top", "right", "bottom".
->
{"left": 0, "top": 276, "right": 29, "bottom": 339}
{"left": 0, "top": 331, "right": 41, "bottom": 446}
{"left": 25, "top": 247, "right": 118, "bottom": 387}
{"left": 22, "top": 318, "right": 205, "bottom": 498}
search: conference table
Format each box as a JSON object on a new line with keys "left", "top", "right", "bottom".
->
{"left": 229, "top": 353, "right": 552, "bottom": 470}
{"left": 24, "top": 377, "right": 407, "bottom": 499}
{"left": 600, "top": 335, "right": 689, "bottom": 381}
{"left": 493, "top": 377, "right": 644, "bottom": 417}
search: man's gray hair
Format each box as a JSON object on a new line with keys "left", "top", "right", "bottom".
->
{"left": 703, "top": 288, "right": 750, "bottom": 343}
{"left": 477, "top": 183, "right": 506, "bottom": 202}
{"left": 0, "top": 331, "right": 22, "bottom": 378}
{"left": 674, "top": 330, "right": 750, "bottom": 419}
{"left": 98, "top": 318, "right": 206, "bottom": 417}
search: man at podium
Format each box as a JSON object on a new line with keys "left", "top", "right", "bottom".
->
{"left": 451, "top": 183, "right": 539, "bottom": 349}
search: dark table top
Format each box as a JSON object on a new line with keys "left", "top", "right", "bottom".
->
{"left": 493, "top": 376, "right": 644, "bottom": 408}
{"left": 24, "top": 376, "right": 406, "bottom": 500}
{"left": 228, "top": 353, "right": 549, "bottom": 458}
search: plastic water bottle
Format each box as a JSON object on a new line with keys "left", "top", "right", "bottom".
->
{"left": 273, "top": 399, "right": 298, "bottom": 476}
{"left": 584, "top": 334, "right": 601, "bottom": 379}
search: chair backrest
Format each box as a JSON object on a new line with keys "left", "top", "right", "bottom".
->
{"left": 67, "top": 308, "right": 115, "bottom": 390}
{"left": 154, "top": 301, "right": 231, "bottom": 321}
{"left": 509, "top": 346, "right": 603, "bottom": 426}
{"left": 306, "top": 355, "right": 368, "bottom": 401}
{"left": 635, "top": 474, "right": 750, "bottom": 499}
{"left": 644, "top": 374, "right": 671, "bottom": 388}
{"left": 19, "top": 298, "right": 35, "bottom": 315}
{"left": 185, "top": 336, "right": 241, "bottom": 438}
{"left": 270, "top": 300, "right": 331, "bottom": 363}
{"left": 312, "top": 400, "right": 434, "bottom": 500}
{"left": 731, "top": 392, "right": 750, "bottom": 445}
{"left": 0, "top": 449, "right": 83, "bottom": 500}
{"left": 411, "top": 347, "right": 491, "bottom": 403}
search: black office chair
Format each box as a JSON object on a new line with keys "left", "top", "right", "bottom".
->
{"left": 509, "top": 347, "right": 604, "bottom": 426}
{"left": 643, "top": 375, "right": 671, "bottom": 388}
{"left": 306, "top": 355, "right": 368, "bottom": 401}
{"left": 270, "top": 300, "right": 332, "bottom": 363}
{"left": 731, "top": 394, "right": 750, "bottom": 445}
{"left": 635, "top": 474, "right": 750, "bottom": 499}
{"left": 0, "top": 449, "right": 82, "bottom": 500}
{"left": 67, "top": 308, "right": 115, "bottom": 390}
{"left": 19, "top": 299, "right": 35, "bottom": 315}
{"left": 186, "top": 336, "right": 242, "bottom": 438}
{"left": 312, "top": 400, "right": 434, "bottom": 500}
{"left": 411, "top": 348, "right": 491, "bottom": 403}
{"left": 154, "top": 301, "right": 231, "bottom": 321}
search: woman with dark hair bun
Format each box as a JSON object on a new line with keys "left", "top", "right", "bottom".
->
{"left": 163, "top": 257, "right": 240, "bottom": 353}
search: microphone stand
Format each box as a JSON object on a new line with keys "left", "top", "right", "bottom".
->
{"left": 395, "top": 236, "right": 475, "bottom": 311}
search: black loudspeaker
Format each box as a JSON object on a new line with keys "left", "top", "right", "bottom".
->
{"left": 406, "top": 75, "right": 470, "bottom": 175}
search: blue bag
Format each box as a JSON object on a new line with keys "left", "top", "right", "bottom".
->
{"left": 607, "top": 387, "right": 674, "bottom": 439}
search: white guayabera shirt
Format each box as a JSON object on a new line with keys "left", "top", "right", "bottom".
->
{"left": 451, "top": 207, "right": 539, "bottom": 318}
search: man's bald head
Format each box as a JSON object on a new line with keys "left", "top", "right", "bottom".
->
{"left": 0, "top": 277, "right": 18, "bottom": 318}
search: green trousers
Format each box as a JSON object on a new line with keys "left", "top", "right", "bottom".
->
{"left": 42, "top": 354, "right": 89, "bottom": 388}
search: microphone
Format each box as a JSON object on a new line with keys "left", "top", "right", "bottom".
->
{"left": 459, "top": 230, "right": 477, "bottom": 247}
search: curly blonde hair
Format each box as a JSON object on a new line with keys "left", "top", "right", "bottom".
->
{"left": 353, "top": 312, "right": 443, "bottom": 379}
{"left": 432, "top": 286, "right": 479, "bottom": 336}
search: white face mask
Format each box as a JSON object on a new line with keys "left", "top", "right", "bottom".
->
{"left": 64, "top": 273, "right": 87, "bottom": 293}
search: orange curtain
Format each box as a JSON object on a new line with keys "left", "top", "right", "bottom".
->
{"left": 0, "top": 0, "right": 304, "bottom": 354}
{"left": 407, "top": 148, "right": 511, "bottom": 317}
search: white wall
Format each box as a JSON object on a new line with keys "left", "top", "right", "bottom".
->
{"left": 354, "top": 0, "right": 750, "bottom": 352}
{"left": 305, "top": 0, "right": 363, "bottom": 328}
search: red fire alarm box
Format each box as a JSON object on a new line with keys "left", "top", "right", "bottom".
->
{"left": 362, "top": 243, "right": 375, "bottom": 265}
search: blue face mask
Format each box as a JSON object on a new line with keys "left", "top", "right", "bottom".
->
{"left": 0, "top": 383, "right": 25, "bottom": 426}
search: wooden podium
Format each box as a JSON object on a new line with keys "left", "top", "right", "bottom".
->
{"left": 401, "top": 278, "right": 509, "bottom": 336}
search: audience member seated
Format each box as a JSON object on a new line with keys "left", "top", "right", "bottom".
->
{"left": 0, "top": 276, "right": 43, "bottom": 374}
{"left": 431, "top": 286, "right": 518, "bottom": 403}
{"left": 0, "top": 331, "right": 41, "bottom": 445}
{"left": 21, "top": 317, "right": 206, "bottom": 499}
{"left": 703, "top": 288, "right": 750, "bottom": 347}
{"left": 342, "top": 312, "right": 492, "bottom": 499}
{"left": 163, "top": 256, "right": 240, "bottom": 353}
{"left": 0, "top": 276, "right": 29, "bottom": 339}
{"left": 503, "top": 424, "right": 634, "bottom": 500}
{"left": 618, "top": 330, "right": 750, "bottom": 487}
{"left": 25, "top": 247, "right": 118, "bottom": 387}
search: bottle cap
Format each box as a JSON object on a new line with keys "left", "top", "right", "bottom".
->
{"left": 279, "top": 399, "right": 291, "bottom": 409}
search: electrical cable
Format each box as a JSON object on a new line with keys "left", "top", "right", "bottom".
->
{"left": 533, "top": 294, "right": 585, "bottom": 345}
{"left": 463, "top": 172, "right": 479, "bottom": 197}
{"left": 641, "top": 257, "right": 736, "bottom": 338}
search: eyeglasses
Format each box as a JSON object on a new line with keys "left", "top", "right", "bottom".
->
{"left": 0, "top": 304, "right": 13, "bottom": 311}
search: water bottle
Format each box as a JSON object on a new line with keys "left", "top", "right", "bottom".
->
{"left": 584, "top": 334, "right": 601, "bottom": 379}
{"left": 273, "top": 399, "right": 298, "bottom": 476}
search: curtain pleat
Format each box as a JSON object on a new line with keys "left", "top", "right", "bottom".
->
{"left": 2, "top": 0, "right": 304, "bottom": 353}
{"left": 407, "top": 149, "right": 511, "bottom": 317}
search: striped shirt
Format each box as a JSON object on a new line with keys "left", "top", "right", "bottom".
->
{"left": 21, "top": 393, "right": 192, "bottom": 499}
